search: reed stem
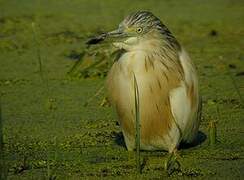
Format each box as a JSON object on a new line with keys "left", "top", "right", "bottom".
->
{"left": 133, "top": 73, "right": 141, "bottom": 174}
{"left": 0, "top": 98, "right": 7, "bottom": 179}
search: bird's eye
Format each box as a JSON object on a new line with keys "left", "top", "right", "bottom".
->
{"left": 136, "top": 27, "right": 143, "bottom": 33}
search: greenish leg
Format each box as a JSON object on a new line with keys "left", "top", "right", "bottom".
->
{"left": 164, "top": 149, "right": 181, "bottom": 175}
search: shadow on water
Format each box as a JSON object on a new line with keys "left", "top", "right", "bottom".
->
{"left": 114, "top": 131, "right": 206, "bottom": 150}
{"left": 115, "top": 132, "right": 126, "bottom": 149}
{"left": 179, "top": 131, "right": 207, "bottom": 150}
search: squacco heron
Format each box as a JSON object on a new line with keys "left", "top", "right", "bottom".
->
{"left": 88, "top": 11, "right": 201, "bottom": 156}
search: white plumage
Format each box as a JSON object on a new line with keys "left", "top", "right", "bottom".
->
{"left": 107, "top": 46, "right": 200, "bottom": 152}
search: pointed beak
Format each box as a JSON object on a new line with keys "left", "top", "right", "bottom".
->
{"left": 86, "top": 28, "right": 126, "bottom": 45}
{"left": 107, "top": 29, "right": 125, "bottom": 38}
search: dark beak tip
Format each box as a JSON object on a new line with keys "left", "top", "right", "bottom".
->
{"left": 86, "top": 38, "right": 101, "bottom": 45}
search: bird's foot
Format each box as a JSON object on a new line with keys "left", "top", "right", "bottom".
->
{"left": 99, "top": 97, "right": 110, "bottom": 107}
{"left": 164, "top": 149, "right": 181, "bottom": 175}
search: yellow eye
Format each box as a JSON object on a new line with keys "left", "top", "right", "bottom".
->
{"left": 136, "top": 27, "right": 143, "bottom": 33}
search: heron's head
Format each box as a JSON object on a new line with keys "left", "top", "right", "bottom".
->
{"left": 87, "top": 11, "right": 179, "bottom": 51}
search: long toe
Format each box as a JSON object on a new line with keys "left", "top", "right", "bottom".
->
{"left": 164, "top": 152, "right": 181, "bottom": 175}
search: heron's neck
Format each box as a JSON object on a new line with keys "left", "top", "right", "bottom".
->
{"left": 130, "top": 38, "right": 178, "bottom": 59}
{"left": 116, "top": 37, "right": 180, "bottom": 75}
{"left": 113, "top": 34, "right": 179, "bottom": 60}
